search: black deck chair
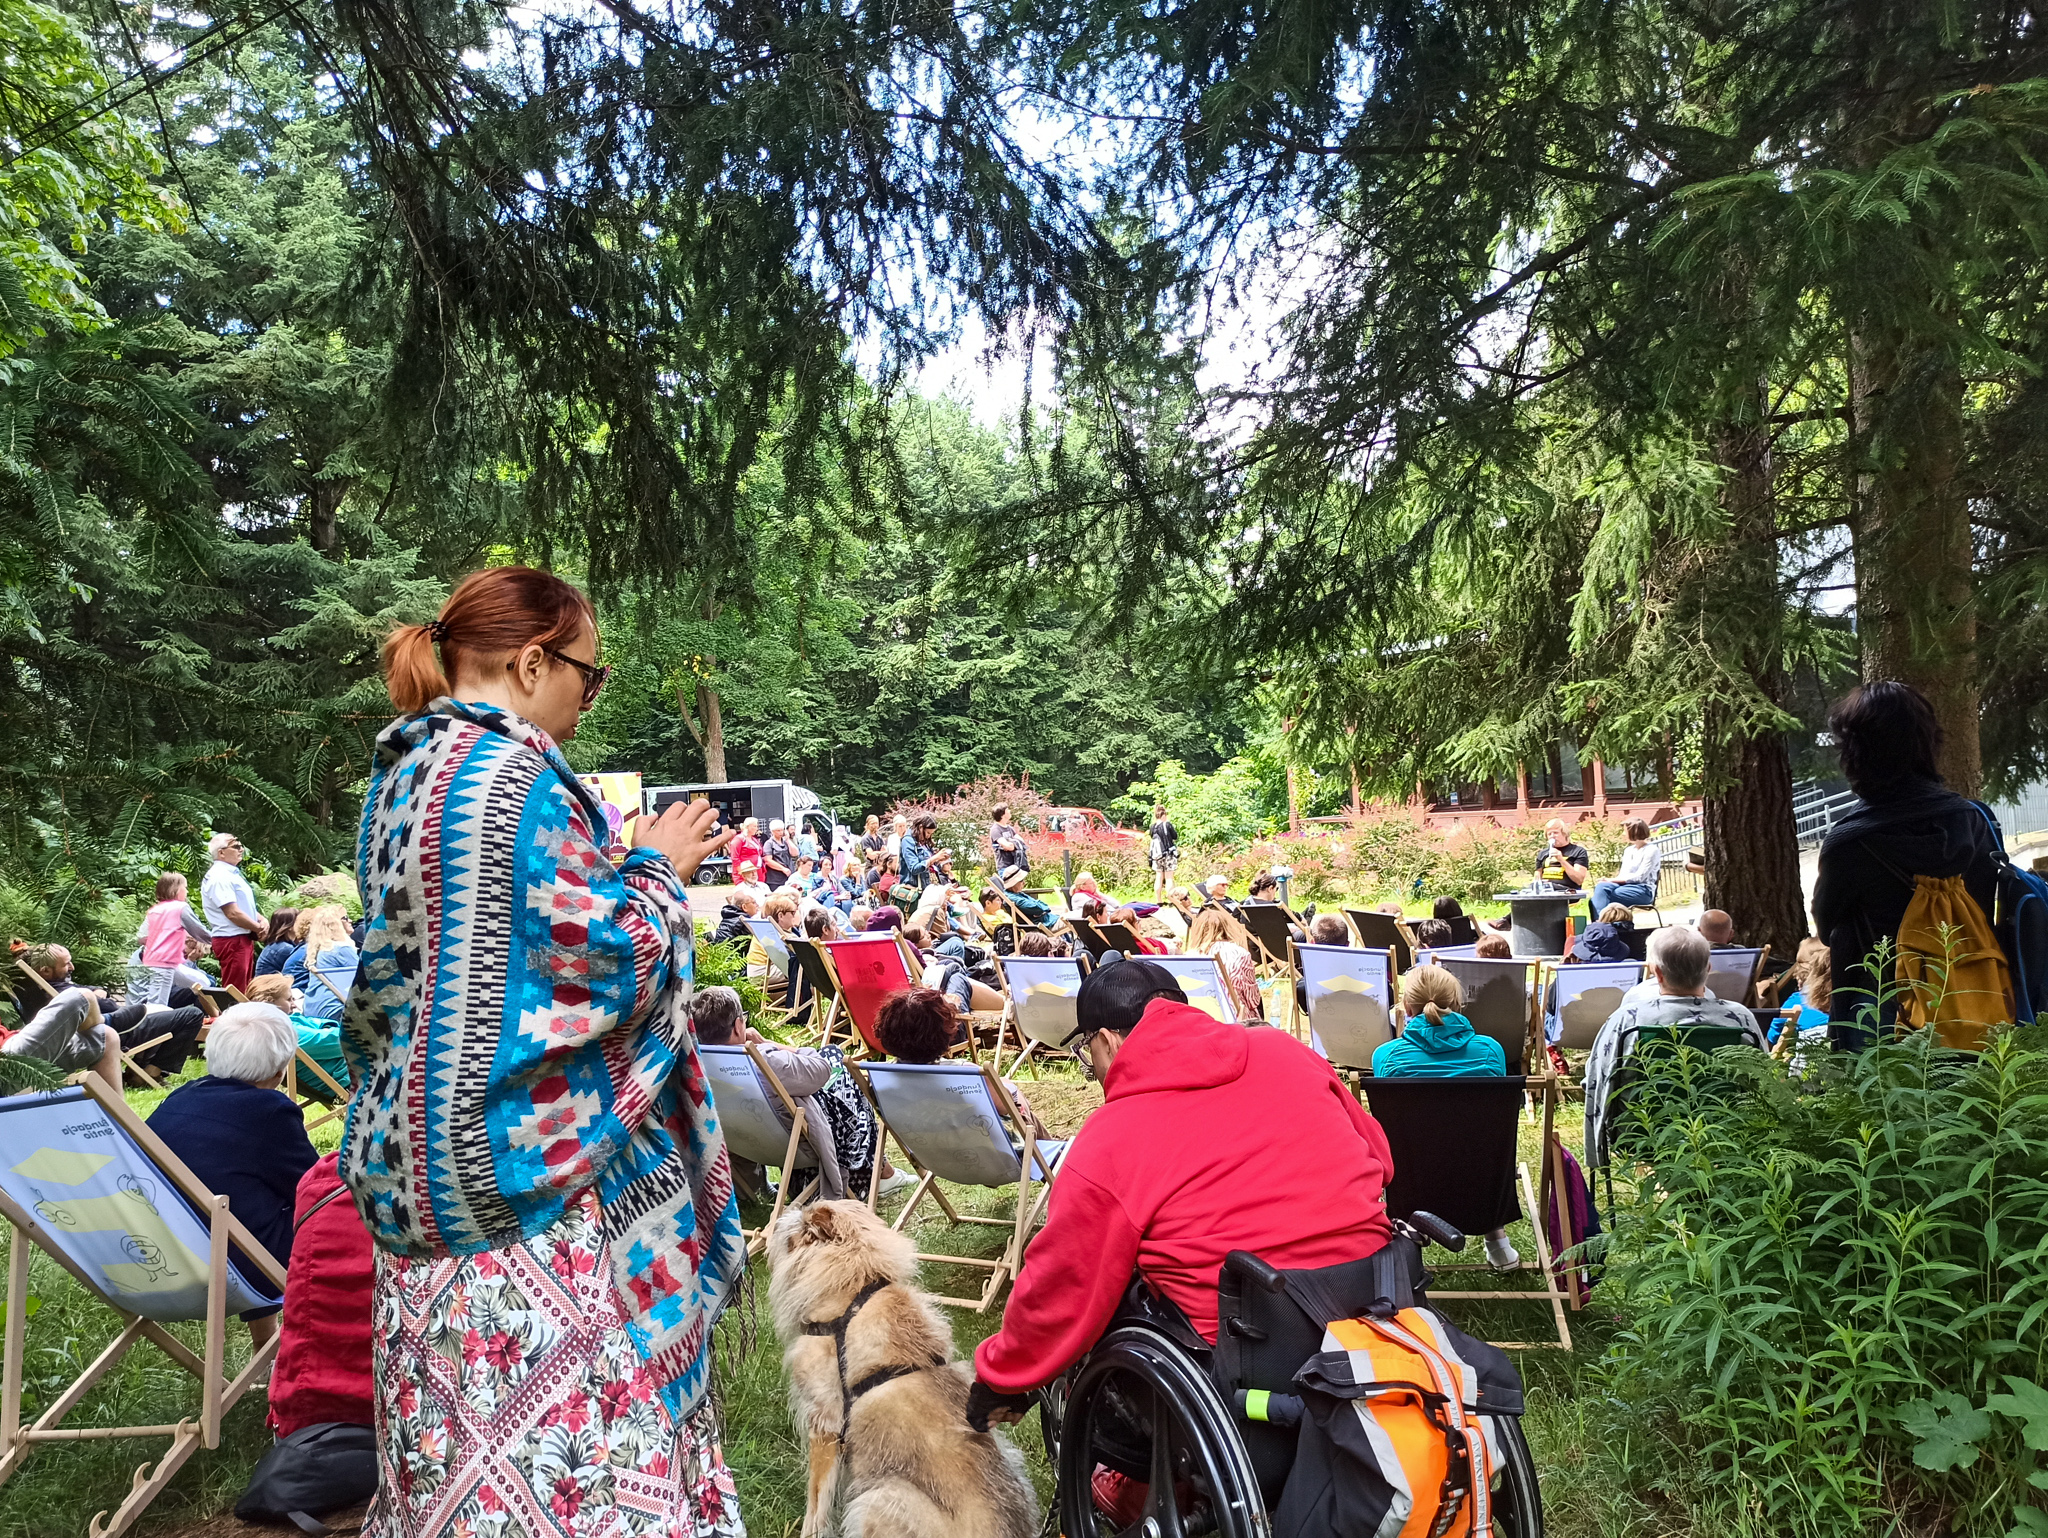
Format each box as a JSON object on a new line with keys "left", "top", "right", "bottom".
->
{"left": 1067, "top": 917, "right": 1114, "bottom": 963}
{"left": 786, "top": 936, "right": 846, "bottom": 1045}
{"left": 1361, "top": 1075, "right": 1573, "bottom": 1349}
{"left": 1344, "top": 908, "right": 1414, "bottom": 974}
{"left": 1236, "top": 902, "right": 1301, "bottom": 974}
{"left": 1443, "top": 914, "right": 1480, "bottom": 946}
{"left": 1094, "top": 921, "right": 1145, "bottom": 957}
{"left": 1437, "top": 957, "right": 1539, "bottom": 1075}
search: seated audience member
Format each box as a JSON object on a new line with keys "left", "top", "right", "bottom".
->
{"left": 1016, "top": 930, "right": 1071, "bottom": 958}
{"left": 1411, "top": 917, "right": 1452, "bottom": 951}
{"left": 1581, "top": 926, "right": 1767, "bottom": 1166}
{"left": 1109, "top": 904, "right": 1171, "bottom": 955}
{"left": 301, "top": 938, "right": 359, "bottom": 1022}
{"left": 746, "top": 893, "right": 801, "bottom": 978}
{"left": 965, "top": 961, "right": 1396, "bottom": 1445}
{"left": 1571, "top": 903, "right": 1638, "bottom": 963}
{"left": 1774, "top": 939, "right": 1832, "bottom": 1045}
{"left": 139, "top": 872, "right": 214, "bottom": 1007}
{"left": 1245, "top": 871, "right": 1281, "bottom": 902}
{"left": 244, "top": 973, "right": 348, "bottom": 1095}
{"left": 1200, "top": 873, "right": 1247, "bottom": 920}
{"left": 1432, "top": 896, "right": 1480, "bottom": 945}
{"left": 1184, "top": 906, "right": 1263, "bottom": 1020}
{"left": 267, "top": 1152, "right": 375, "bottom": 1440}
{"left": 873, "top": 985, "right": 1043, "bottom": 1134}
{"left": 1475, "top": 931, "right": 1513, "bottom": 959}
{"left": 1076, "top": 894, "right": 1110, "bottom": 925}
{"left": 1373, "top": 965, "right": 1518, "bottom": 1268}
{"left": 278, "top": 908, "right": 318, "bottom": 991}
{"left": 803, "top": 906, "right": 844, "bottom": 943}
{"left": 690, "top": 986, "right": 912, "bottom": 1199}
{"left": 901, "top": 923, "right": 1006, "bottom": 1014}
{"left": 5, "top": 943, "right": 202, "bottom": 1084}
{"left": 868, "top": 853, "right": 903, "bottom": 899}
{"left": 1308, "top": 912, "right": 1354, "bottom": 947}
{"left": 253, "top": 907, "right": 302, "bottom": 980}
{"left": 1698, "top": 909, "right": 1740, "bottom": 948}
{"left": 146, "top": 1003, "right": 320, "bottom": 1345}
{"left": 710, "top": 889, "right": 760, "bottom": 946}
{"left": 286, "top": 906, "right": 350, "bottom": 998}
{"left": 1592, "top": 820, "right": 1661, "bottom": 917}
{"left": 846, "top": 903, "right": 875, "bottom": 934}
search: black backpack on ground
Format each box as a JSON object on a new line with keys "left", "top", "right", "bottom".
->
{"left": 234, "top": 1421, "right": 377, "bottom": 1529}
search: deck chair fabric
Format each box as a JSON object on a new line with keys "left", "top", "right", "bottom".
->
{"left": 1360, "top": 1075, "right": 1573, "bottom": 1350}
{"left": 823, "top": 936, "right": 918, "bottom": 1054}
{"left": 0, "top": 1074, "right": 288, "bottom": 1537}
{"left": 1236, "top": 903, "right": 1301, "bottom": 973}
{"left": 1147, "top": 953, "right": 1240, "bottom": 1022}
{"left": 1416, "top": 942, "right": 1481, "bottom": 964}
{"left": 1703, "top": 946, "right": 1769, "bottom": 1007}
{"left": 787, "top": 937, "right": 847, "bottom": 1044}
{"left": 1548, "top": 962, "right": 1646, "bottom": 1050}
{"left": 851, "top": 1060, "right": 1064, "bottom": 1310}
{"left": 743, "top": 917, "right": 793, "bottom": 979}
{"left": 1438, "top": 957, "right": 1538, "bottom": 1074}
{"left": 1065, "top": 917, "right": 1115, "bottom": 963}
{"left": 1344, "top": 909, "right": 1415, "bottom": 974}
{"left": 994, "top": 954, "right": 1089, "bottom": 1074}
{"left": 1094, "top": 921, "right": 1146, "bottom": 958}
{"left": 700, "top": 1043, "right": 824, "bottom": 1253}
{"left": 1295, "top": 943, "right": 1396, "bottom": 1070}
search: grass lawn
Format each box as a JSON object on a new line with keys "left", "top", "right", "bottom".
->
{"left": 1, "top": 1005, "right": 1663, "bottom": 1538}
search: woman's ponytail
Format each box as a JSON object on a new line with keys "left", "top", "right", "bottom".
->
{"left": 1398, "top": 962, "right": 1464, "bottom": 1022}
{"left": 381, "top": 567, "right": 594, "bottom": 716}
{"left": 382, "top": 623, "right": 452, "bottom": 714}
{"left": 1422, "top": 1001, "right": 1444, "bottom": 1027}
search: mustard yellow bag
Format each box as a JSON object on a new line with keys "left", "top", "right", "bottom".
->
{"left": 1893, "top": 873, "right": 2013, "bottom": 1051}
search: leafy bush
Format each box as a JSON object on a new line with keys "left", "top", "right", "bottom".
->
{"left": 1593, "top": 1030, "right": 2048, "bottom": 1537}
{"left": 1114, "top": 757, "right": 1275, "bottom": 847}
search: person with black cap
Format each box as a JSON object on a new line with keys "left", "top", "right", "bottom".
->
{"left": 963, "top": 960, "right": 1397, "bottom": 1469}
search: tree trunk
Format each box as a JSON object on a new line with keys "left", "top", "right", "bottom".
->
{"left": 678, "top": 660, "right": 727, "bottom": 782}
{"left": 1702, "top": 414, "right": 1810, "bottom": 956}
{"left": 1850, "top": 335, "right": 1979, "bottom": 795}
{"left": 1590, "top": 756, "right": 1607, "bottom": 819}
{"left": 1515, "top": 762, "right": 1530, "bottom": 822}
{"left": 309, "top": 477, "right": 344, "bottom": 554}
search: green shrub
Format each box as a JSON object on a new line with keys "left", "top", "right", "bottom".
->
{"left": 1593, "top": 1030, "right": 2048, "bottom": 1537}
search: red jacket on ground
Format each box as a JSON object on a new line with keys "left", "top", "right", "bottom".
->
{"left": 267, "top": 1153, "right": 376, "bottom": 1437}
{"left": 973, "top": 1000, "right": 1395, "bottom": 1392}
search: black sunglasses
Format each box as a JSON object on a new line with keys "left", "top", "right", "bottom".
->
{"left": 510, "top": 647, "right": 612, "bottom": 706}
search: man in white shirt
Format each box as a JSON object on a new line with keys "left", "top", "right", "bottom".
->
{"left": 1582, "top": 925, "right": 1765, "bottom": 1165}
{"left": 201, "top": 831, "right": 262, "bottom": 988}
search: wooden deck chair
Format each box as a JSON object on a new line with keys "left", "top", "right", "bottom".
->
{"left": 787, "top": 937, "right": 848, "bottom": 1046}
{"left": 1361, "top": 1075, "right": 1573, "bottom": 1350}
{"left": 1065, "top": 917, "right": 1114, "bottom": 964}
{"left": 1704, "top": 945, "right": 1772, "bottom": 1008}
{"left": 993, "top": 953, "right": 1090, "bottom": 1076}
{"left": 1344, "top": 909, "right": 1415, "bottom": 974}
{"left": 1146, "top": 953, "right": 1240, "bottom": 1022}
{"left": 0, "top": 1074, "right": 289, "bottom": 1537}
{"left": 1547, "top": 960, "right": 1645, "bottom": 1067}
{"left": 1294, "top": 942, "right": 1396, "bottom": 1071}
{"left": 13, "top": 962, "right": 175, "bottom": 1091}
{"left": 700, "top": 1043, "right": 824, "bottom": 1255}
{"left": 1438, "top": 957, "right": 1540, "bottom": 1075}
{"left": 1093, "top": 920, "right": 1146, "bottom": 958}
{"left": 1235, "top": 903, "right": 1301, "bottom": 976}
{"left": 821, "top": 936, "right": 991, "bottom": 1060}
{"left": 849, "top": 1059, "right": 1065, "bottom": 1310}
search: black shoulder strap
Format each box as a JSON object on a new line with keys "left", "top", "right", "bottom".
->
{"left": 293, "top": 1183, "right": 350, "bottom": 1237}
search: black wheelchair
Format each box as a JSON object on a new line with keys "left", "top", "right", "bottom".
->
{"left": 1038, "top": 1215, "right": 1544, "bottom": 1537}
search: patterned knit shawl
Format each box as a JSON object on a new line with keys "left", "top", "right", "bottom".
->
{"left": 337, "top": 698, "right": 745, "bottom": 1419}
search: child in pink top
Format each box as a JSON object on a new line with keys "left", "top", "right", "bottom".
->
{"left": 140, "top": 872, "right": 211, "bottom": 1005}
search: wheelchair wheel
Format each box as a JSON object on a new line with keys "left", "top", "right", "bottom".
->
{"left": 1488, "top": 1413, "right": 1544, "bottom": 1538}
{"left": 1056, "top": 1324, "right": 1270, "bottom": 1538}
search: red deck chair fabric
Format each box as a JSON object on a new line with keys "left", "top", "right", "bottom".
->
{"left": 822, "top": 937, "right": 916, "bottom": 1055}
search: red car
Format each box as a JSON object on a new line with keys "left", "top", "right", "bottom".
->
{"left": 1033, "top": 807, "right": 1139, "bottom": 845}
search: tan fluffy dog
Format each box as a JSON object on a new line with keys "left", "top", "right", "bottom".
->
{"left": 767, "top": 1200, "right": 1038, "bottom": 1538}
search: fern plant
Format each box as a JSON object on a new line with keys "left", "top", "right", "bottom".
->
{"left": 1595, "top": 1029, "right": 2048, "bottom": 1536}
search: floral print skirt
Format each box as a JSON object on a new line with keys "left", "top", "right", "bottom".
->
{"left": 367, "top": 1191, "right": 745, "bottom": 1538}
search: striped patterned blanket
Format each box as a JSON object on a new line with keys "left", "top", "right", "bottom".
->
{"left": 338, "top": 697, "right": 744, "bottom": 1419}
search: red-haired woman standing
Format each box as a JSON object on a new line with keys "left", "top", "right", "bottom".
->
{"left": 339, "top": 567, "right": 745, "bottom": 1538}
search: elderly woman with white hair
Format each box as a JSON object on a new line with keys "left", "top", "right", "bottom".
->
{"left": 145, "top": 1001, "right": 318, "bottom": 1343}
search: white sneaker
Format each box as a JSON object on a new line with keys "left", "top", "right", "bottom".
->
{"left": 875, "top": 1169, "right": 919, "bottom": 1197}
{"left": 1484, "top": 1233, "right": 1521, "bottom": 1270}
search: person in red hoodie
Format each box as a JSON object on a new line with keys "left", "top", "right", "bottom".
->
{"left": 966, "top": 960, "right": 1395, "bottom": 1434}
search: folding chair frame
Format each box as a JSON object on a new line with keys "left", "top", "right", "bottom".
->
{"left": 0, "top": 1073, "right": 289, "bottom": 1538}
{"left": 849, "top": 1061, "right": 1057, "bottom": 1311}
{"left": 787, "top": 937, "right": 848, "bottom": 1048}
{"left": 1236, "top": 903, "right": 1303, "bottom": 980}
{"left": 1704, "top": 944, "right": 1774, "bottom": 1009}
{"left": 717, "top": 1041, "right": 824, "bottom": 1256}
{"left": 991, "top": 953, "right": 1091, "bottom": 1078}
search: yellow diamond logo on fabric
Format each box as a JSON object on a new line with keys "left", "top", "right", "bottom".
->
{"left": 1318, "top": 974, "right": 1372, "bottom": 994}
{"left": 1025, "top": 982, "right": 1078, "bottom": 997}
{"left": 11, "top": 1148, "right": 114, "bottom": 1185}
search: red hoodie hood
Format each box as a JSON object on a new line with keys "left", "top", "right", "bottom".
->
{"left": 1102, "top": 997, "right": 1250, "bottom": 1099}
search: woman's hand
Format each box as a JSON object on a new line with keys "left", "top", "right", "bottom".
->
{"left": 635, "top": 798, "right": 735, "bottom": 882}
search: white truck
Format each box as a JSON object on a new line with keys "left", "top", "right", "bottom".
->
{"left": 642, "top": 779, "right": 844, "bottom": 884}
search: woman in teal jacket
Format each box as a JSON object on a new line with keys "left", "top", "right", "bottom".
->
{"left": 1374, "top": 965, "right": 1518, "bottom": 1266}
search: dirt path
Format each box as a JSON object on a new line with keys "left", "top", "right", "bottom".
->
{"left": 155, "top": 1505, "right": 366, "bottom": 1538}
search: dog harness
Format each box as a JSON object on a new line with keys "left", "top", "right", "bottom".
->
{"left": 801, "top": 1275, "right": 947, "bottom": 1439}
